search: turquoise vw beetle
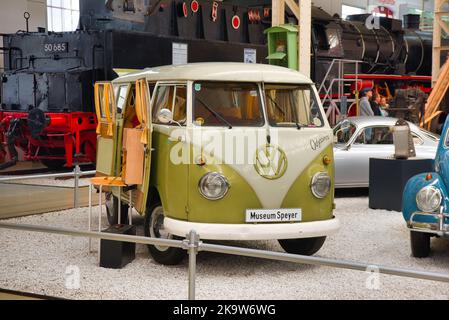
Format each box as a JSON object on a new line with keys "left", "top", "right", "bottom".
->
{"left": 403, "top": 118, "right": 449, "bottom": 257}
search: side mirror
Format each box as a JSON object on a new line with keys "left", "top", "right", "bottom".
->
{"left": 157, "top": 108, "right": 173, "bottom": 124}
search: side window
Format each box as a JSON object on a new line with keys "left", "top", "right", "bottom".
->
{"left": 115, "top": 85, "right": 129, "bottom": 114}
{"left": 354, "top": 126, "right": 393, "bottom": 145}
{"left": 152, "top": 84, "right": 187, "bottom": 125}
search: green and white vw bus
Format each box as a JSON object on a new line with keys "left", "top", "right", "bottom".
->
{"left": 94, "top": 63, "right": 339, "bottom": 265}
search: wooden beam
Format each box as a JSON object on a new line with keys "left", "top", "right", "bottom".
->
{"left": 271, "top": 0, "right": 285, "bottom": 26}
{"left": 298, "top": 0, "right": 311, "bottom": 76}
{"left": 284, "top": 0, "right": 300, "bottom": 20}
{"left": 432, "top": 0, "right": 449, "bottom": 85}
{"left": 270, "top": 0, "right": 312, "bottom": 76}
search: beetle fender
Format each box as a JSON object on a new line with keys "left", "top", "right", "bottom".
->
{"left": 402, "top": 172, "right": 449, "bottom": 224}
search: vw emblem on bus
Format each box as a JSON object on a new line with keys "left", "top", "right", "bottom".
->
{"left": 254, "top": 145, "right": 288, "bottom": 180}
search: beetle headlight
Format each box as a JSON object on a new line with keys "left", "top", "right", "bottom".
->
{"left": 416, "top": 186, "right": 442, "bottom": 213}
{"left": 198, "top": 172, "right": 230, "bottom": 200}
{"left": 311, "top": 172, "right": 331, "bottom": 199}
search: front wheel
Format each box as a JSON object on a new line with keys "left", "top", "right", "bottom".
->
{"left": 410, "top": 231, "right": 431, "bottom": 258}
{"left": 144, "top": 200, "right": 186, "bottom": 265}
{"left": 278, "top": 237, "right": 326, "bottom": 256}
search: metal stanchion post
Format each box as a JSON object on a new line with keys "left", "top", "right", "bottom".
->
{"left": 98, "top": 185, "right": 102, "bottom": 262}
{"left": 74, "top": 165, "right": 80, "bottom": 209}
{"left": 88, "top": 183, "right": 92, "bottom": 253}
{"left": 128, "top": 189, "right": 133, "bottom": 225}
{"left": 118, "top": 187, "right": 121, "bottom": 224}
{"left": 186, "top": 230, "right": 200, "bottom": 300}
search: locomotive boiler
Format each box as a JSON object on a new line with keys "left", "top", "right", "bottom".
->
{"left": 0, "top": 0, "right": 436, "bottom": 169}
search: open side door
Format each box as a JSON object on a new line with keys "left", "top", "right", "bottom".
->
{"left": 122, "top": 79, "right": 152, "bottom": 200}
{"left": 94, "top": 82, "right": 117, "bottom": 176}
{"left": 121, "top": 79, "right": 152, "bottom": 212}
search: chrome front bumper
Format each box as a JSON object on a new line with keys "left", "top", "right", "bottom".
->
{"left": 408, "top": 207, "right": 449, "bottom": 237}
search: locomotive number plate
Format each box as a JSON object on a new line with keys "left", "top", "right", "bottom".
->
{"left": 43, "top": 42, "right": 68, "bottom": 53}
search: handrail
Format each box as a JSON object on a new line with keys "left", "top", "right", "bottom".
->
{"left": 0, "top": 165, "right": 96, "bottom": 208}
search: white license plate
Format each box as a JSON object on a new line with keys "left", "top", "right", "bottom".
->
{"left": 245, "top": 209, "right": 302, "bottom": 223}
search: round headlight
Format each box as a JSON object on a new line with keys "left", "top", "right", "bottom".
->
{"left": 311, "top": 172, "right": 331, "bottom": 199}
{"left": 416, "top": 186, "right": 442, "bottom": 213}
{"left": 198, "top": 172, "right": 230, "bottom": 200}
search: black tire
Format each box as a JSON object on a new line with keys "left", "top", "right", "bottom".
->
{"left": 105, "top": 192, "right": 129, "bottom": 225}
{"left": 144, "top": 199, "right": 186, "bottom": 265}
{"left": 410, "top": 231, "right": 431, "bottom": 258}
{"left": 278, "top": 237, "right": 326, "bottom": 256}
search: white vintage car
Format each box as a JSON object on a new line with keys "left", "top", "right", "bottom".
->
{"left": 333, "top": 116, "right": 439, "bottom": 188}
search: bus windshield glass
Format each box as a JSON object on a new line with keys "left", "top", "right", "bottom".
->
{"left": 193, "top": 82, "right": 264, "bottom": 127}
{"left": 264, "top": 84, "right": 324, "bottom": 128}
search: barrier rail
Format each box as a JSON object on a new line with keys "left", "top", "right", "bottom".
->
{"left": 1, "top": 222, "right": 449, "bottom": 300}
{"left": 0, "top": 165, "right": 96, "bottom": 208}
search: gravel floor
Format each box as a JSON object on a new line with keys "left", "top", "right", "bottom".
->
{"left": 1, "top": 196, "right": 449, "bottom": 300}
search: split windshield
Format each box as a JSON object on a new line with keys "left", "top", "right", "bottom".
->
{"left": 264, "top": 84, "right": 324, "bottom": 128}
{"left": 193, "top": 82, "right": 264, "bottom": 127}
{"left": 192, "top": 81, "right": 324, "bottom": 128}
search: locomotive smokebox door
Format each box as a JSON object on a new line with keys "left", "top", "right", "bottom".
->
{"left": 393, "top": 119, "right": 416, "bottom": 159}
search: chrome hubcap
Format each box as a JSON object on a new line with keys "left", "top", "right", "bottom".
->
{"left": 149, "top": 206, "right": 171, "bottom": 252}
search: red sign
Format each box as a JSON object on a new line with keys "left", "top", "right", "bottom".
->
{"left": 182, "top": 2, "right": 188, "bottom": 17}
{"left": 263, "top": 7, "right": 270, "bottom": 17}
{"left": 191, "top": 0, "right": 199, "bottom": 13}
{"left": 232, "top": 15, "right": 240, "bottom": 29}
{"left": 211, "top": 1, "right": 218, "bottom": 22}
{"left": 248, "top": 9, "right": 261, "bottom": 23}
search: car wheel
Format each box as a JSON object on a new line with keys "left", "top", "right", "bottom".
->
{"left": 410, "top": 231, "right": 431, "bottom": 258}
{"left": 144, "top": 200, "right": 186, "bottom": 265}
{"left": 278, "top": 237, "right": 326, "bottom": 256}
{"left": 105, "top": 192, "right": 129, "bottom": 225}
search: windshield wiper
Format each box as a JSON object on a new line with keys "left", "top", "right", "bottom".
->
{"left": 196, "top": 98, "right": 233, "bottom": 129}
{"left": 291, "top": 102, "right": 302, "bottom": 130}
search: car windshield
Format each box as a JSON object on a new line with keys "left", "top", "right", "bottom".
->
{"left": 264, "top": 84, "right": 324, "bottom": 128}
{"left": 333, "top": 120, "right": 357, "bottom": 145}
{"left": 193, "top": 82, "right": 264, "bottom": 127}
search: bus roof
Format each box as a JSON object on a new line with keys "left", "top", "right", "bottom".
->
{"left": 112, "top": 62, "right": 313, "bottom": 85}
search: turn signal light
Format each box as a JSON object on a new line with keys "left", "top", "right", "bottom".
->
{"left": 323, "top": 155, "right": 331, "bottom": 165}
{"left": 425, "top": 173, "right": 433, "bottom": 181}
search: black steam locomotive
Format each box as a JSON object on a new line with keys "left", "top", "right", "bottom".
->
{"left": 0, "top": 0, "right": 435, "bottom": 168}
